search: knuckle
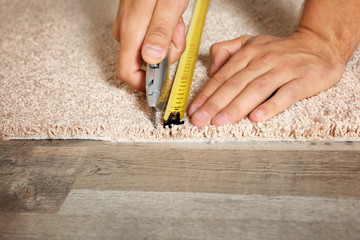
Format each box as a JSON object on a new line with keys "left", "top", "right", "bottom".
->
{"left": 299, "top": 68, "right": 315, "bottom": 81}
{"left": 147, "top": 25, "right": 170, "bottom": 40}
{"left": 179, "top": 38, "right": 186, "bottom": 52}
{"left": 226, "top": 78, "right": 245, "bottom": 91}
{"left": 251, "top": 35, "right": 278, "bottom": 45}
{"left": 112, "top": 24, "right": 120, "bottom": 42}
{"left": 249, "top": 78, "right": 271, "bottom": 97}
{"left": 249, "top": 36, "right": 263, "bottom": 44}
{"left": 265, "top": 100, "right": 277, "bottom": 112}
{"left": 180, "top": 0, "right": 189, "bottom": 13}
{"left": 286, "top": 85, "right": 301, "bottom": 101}
{"left": 119, "top": 23, "right": 131, "bottom": 39}
{"left": 249, "top": 53, "right": 277, "bottom": 70}
{"left": 210, "top": 41, "right": 224, "bottom": 51}
{"left": 209, "top": 43, "right": 219, "bottom": 55}
{"left": 243, "top": 44, "right": 256, "bottom": 53}
{"left": 228, "top": 102, "right": 242, "bottom": 114}
{"left": 210, "top": 42, "right": 225, "bottom": 58}
{"left": 203, "top": 102, "right": 221, "bottom": 114}
{"left": 212, "top": 71, "right": 227, "bottom": 85}
{"left": 112, "top": 31, "right": 120, "bottom": 42}
{"left": 260, "top": 52, "right": 277, "bottom": 63}
{"left": 196, "top": 93, "right": 209, "bottom": 103}
{"left": 279, "top": 60, "right": 291, "bottom": 71}
{"left": 238, "top": 45, "right": 257, "bottom": 60}
{"left": 211, "top": 44, "right": 232, "bottom": 62}
{"left": 239, "top": 34, "right": 253, "bottom": 43}
{"left": 116, "top": 68, "right": 129, "bottom": 83}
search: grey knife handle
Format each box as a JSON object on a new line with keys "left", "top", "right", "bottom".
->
{"left": 145, "top": 53, "right": 170, "bottom": 109}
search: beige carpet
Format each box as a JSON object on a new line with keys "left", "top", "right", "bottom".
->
{"left": 1, "top": 0, "right": 359, "bottom": 142}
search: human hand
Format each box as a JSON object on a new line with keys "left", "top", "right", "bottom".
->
{"left": 188, "top": 30, "right": 346, "bottom": 128}
{"left": 112, "top": 0, "right": 189, "bottom": 92}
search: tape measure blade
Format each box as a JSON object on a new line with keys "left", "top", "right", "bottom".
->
{"left": 164, "top": 0, "right": 210, "bottom": 123}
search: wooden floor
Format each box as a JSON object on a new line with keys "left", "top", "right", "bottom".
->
{"left": 0, "top": 140, "right": 360, "bottom": 240}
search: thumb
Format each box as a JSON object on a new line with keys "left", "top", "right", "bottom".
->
{"left": 142, "top": 0, "right": 188, "bottom": 64}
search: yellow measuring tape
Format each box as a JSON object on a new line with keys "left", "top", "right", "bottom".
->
{"left": 163, "top": 0, "right": 209, "bottom": 126}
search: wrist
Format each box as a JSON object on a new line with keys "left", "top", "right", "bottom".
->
{"left": 296, "top": 0, "right": 360, "bottom": 65}
{"left": 291, "top": 27, "right": 346, "bottom": 67}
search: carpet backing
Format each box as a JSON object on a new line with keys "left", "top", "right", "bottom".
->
{"left": 1, "top": 0, "right": 359, "bottom": 142}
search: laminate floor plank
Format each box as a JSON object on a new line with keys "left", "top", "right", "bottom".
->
{"left": 59, "top": 190, "right": 360, "bottom": 222}
{"left": 1, "top": 140, "right": 360, "bottom": 239}
{"left": 74, "top": 145, "right": 360, "bottom": 198}
{"left": 0, "top": 141, "right": 86, "bottom": 213}
{"left": 1, "top": 213, "right": 359, "bottom": 240}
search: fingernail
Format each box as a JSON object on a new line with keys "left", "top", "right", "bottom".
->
{"left": 213, "top": 113, "right": 229, "bottom": 126}
{"left": 193, "top": 111, "right": 210, "bottom": 125}
{"left": 253, "top": 109, "right": 265, "bottom": 120}
{"left": 143, "top": 44, "right": 163, "bottom": 62}
{"left": 189, "top": 104, "right": 201, "bottom": 116}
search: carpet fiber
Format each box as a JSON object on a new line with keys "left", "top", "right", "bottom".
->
{"left": 1, "top": 0, "right": 359, "bottom": 142}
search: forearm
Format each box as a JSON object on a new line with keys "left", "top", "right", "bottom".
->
{"left": 297, "top": 0, "right": 360, "bottom": 64}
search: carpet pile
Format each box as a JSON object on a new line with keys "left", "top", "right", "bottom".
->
{"left": 1, "top": 0, "right": 359, "bottom": 141}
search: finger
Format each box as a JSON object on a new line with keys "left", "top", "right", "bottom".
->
{"left": 245, "top": 34, "right": 280, "bottom": 45}
{"left": 209, "top": 35, "right": 280, "bottom": 76}
{"left": 117, "top": 50, "right": 146, "bottom": 92}
{"left": 209, "top": 35, "right": 253, "bottom": 76}
{"left": 248, "top": 77, "right": 327, "bottom": 122}
{"left": 142, "top": 0, "right": 188, "bottom": 64}
{"left": 112, "top": 22, "right": 120, "bottom": 42}
{"left": 112, "top": 0, "right": 122, "bottom": 42}
{"left": 190, "top": 62, "right": 274, "bottom": 128}
{"left": 211, "top": 69, "right": 294, "bottom": 126}
{"left": 169, "top": 17, "right": 186, "bottom": 64}
{"left": 188, "top": 43, "right": 259, "bottom": 117}
{"left": 117, "top": 0, "right": 157, "bottom": 92}
{"left": 117, "top": 56, "right": 145, "bottom": 92}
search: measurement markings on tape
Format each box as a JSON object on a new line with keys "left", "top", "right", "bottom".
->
{"left": 163, "top": 0, "right": 210, "bottom": 126}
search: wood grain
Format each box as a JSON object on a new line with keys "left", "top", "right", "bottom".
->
{"left": 0, "top": 140, "right": 85, "bottom": 212}
{"left": 59, "top": 190, "right": 360, "bottom": 222}
{"left": 1, "top": 140, "right": 360, "bottom": 239}
{"left": 74, "top": 143, "right": 360, "bottom": 198}
{"left": 1, "top": 213, "right": 360, "bottom": 240}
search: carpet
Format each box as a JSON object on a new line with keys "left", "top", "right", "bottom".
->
{"left": 1, "top": 0, "right": 359, "bottom": 142}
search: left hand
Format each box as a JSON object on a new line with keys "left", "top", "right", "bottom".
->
{"left": 188, "top": 30, "right": 346, "bottom": 128}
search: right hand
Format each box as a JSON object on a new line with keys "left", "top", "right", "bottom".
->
{"left": 112, "top": 0, "right": 189, "bottom": 92}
